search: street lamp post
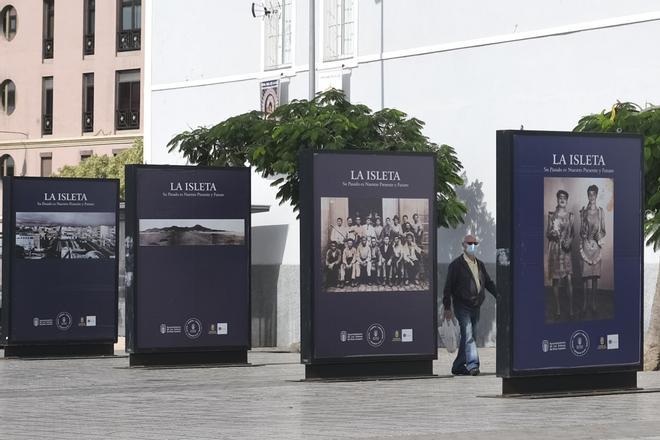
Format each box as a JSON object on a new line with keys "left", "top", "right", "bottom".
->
{"left": 309, "top": 0, "right": 315, "bottom": 100}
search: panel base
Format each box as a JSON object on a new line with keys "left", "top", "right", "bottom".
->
{"left": 129, "top": 350, "right": 248, "bottom": 367}
{"left": 305, "top": 360, "right": 434, "bottom": 380}
{"left": 502, "top": 371, "right": 637, "bottom": 396}
{"left": 3, "top": 343, "right": 114, "bottom": 358}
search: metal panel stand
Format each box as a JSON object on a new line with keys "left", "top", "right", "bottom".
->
{"left": 305, "top": 360, "right": 433, "bottom": 380}
{"left": 4, "top": 343, "right": 114, "bottom": 358}
{"left": 502, "top": 371, "right": 637, "bottom": 396}
{"left": 129, "top": 350, "right": 248, "bottom": 367}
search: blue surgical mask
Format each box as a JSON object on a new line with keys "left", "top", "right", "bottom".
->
{"left": 466, "top": 244, "right": 477, "bottom": 255}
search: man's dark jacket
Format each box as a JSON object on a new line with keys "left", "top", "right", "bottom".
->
{"left": 443, "top": 254, "right": 497, "bottom": 310}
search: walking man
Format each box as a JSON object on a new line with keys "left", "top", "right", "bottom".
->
{"left": 443, "top": 234, "right": 497, "bottom": 376}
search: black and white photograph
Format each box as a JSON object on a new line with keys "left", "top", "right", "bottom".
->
{"left": 15, "top": 212, "right": 116, "bottom": 260}
{"left": 139, "top": 219, "right": 245, "bottom": 246}
{"left": 320, "top": 197, "right": 430, "bottom": 292}
{"left": 543, "top": 177, "right": 614, "bottom": 323}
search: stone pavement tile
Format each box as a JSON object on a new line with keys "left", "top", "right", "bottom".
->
{"left": 1, "top": 348, "right": 659, "bottom": 439}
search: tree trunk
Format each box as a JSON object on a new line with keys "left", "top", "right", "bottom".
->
{"left": 644, "top": 261, "right": 660, "bottom": 371}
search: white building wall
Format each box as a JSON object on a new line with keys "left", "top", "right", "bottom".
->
{"left": 145, "top": 0, "right": 660, "bottom": 346}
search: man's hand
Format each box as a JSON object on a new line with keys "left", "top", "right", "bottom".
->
{"left": 443, "top": 308, "right": 453, "bottom": 321}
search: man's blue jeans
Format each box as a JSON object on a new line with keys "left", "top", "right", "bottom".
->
{"left": 452, "top": 303, "right": 480, "bottom": 374}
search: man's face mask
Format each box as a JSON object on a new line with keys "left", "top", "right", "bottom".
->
{"left": 465, "top": 243, "right": 478, "bottom": 254}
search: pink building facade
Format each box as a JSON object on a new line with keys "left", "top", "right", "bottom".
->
{"left": 0, "top": 0, "right": 143, "bottom": 179}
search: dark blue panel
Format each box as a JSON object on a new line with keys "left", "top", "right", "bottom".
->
{"left": 312, "top": 153, "right": 436, "bottom": 359}
{"left": 9, "top": 178, "right": 118, "bottom": 343}
{"left": 134, "top": 167, "right": 250, "bottom": 350}
{"left": 512, "top": 134, "right": 642, "bottom": 371}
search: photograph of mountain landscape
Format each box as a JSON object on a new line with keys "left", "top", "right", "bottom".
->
{"left": 138, "top": 219, "right": 245, "bottom": 246}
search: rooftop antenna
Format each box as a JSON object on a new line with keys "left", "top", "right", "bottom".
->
{"left": 251, "top": 1, "right": 280, "bottom": 19}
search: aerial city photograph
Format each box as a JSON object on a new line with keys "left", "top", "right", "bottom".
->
{"left": 15, "top": 211, "right": 116, "bottom": 259}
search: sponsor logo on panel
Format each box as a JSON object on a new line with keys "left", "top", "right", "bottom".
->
{"left": 78, "top": 315, "right": 97, "bottom": 327}
{"left": 159, "top": 323, "right": 182, "bottom": 335}
{"left": 366, "top": 323, "right": 385, "bottom": 348}
{"left": 569, "top": 330, "right": 590, "bottom": 357}
{"left": 339, "top": 330, "right": 363, "bottom": 342}
{"left": 607, "top": 334, "right": 619, "bottom": 350}
{"left": 401, "top": 329, "right": 413, "bottom": 342}
{"left": 541, "top": 339, "right": 567, "bottom": 353}
{"left": 56, "top": 312, "right": 72, "bottom": 331}
{"left": 184, "top": 318, "right": 202, "bottom": 339}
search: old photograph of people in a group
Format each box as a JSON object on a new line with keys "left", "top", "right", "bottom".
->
{"left": 320, "top": 197, "right": 430, "bottom": 292}
{"left": 543, "top": 177, "right": 614, "bottom": 323}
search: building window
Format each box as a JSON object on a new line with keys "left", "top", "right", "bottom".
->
{"left": 82, "top": 73, "right": 94, "bottom": 133}
{"left": 1, "top": 79, "right": 16, "bottom": 115}
{"left": 83, "top": 0, "right": 95, "bottom": 55}
{"left": 1, "top": 5, "right": 17, "bottom": 41}
{"left": 42, "top": 77, "right": 53, "bottom": 135}
{"left": 264, "top": 0, "right": 292, "bottom": 70}
{"left": 323, "top": 0, "right": 354, "bottom": 61}
{"left": 0, "top": 155, "right": 15, "bottom": 178}
{"left": 43, "top": 0, "right": 54, "bottom": 59}
{"left": 80, "top": 150, "right": 92, "bottom": 162}
{"left": 115, "top": 70, "right": 140, "bottom": 130}
{"left": 40, "top": 153, "right": 52, "bottom": 177}
{"left": 117, "top": 0, "right": 140, "bottom": 52}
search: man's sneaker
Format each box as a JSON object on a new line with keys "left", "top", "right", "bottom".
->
{"left": 468, "top": 368, "right": 480, "bottom": 376}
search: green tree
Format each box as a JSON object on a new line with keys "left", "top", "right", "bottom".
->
{"left": 574, "top": 102, "right": 660, "bottom": 370}
{"left": 167, "top": 89, "right": 467, "bottom": 227}
{"left": 55, "top": 138, "right": 143, "bottom": 200}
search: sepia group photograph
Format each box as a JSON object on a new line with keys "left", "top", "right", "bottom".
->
{"left": 320, "top": 197, "right": 431, "bottom": 293}
{"left": 543, "top": 177, "right": 614, "bottom": 324}
{"left": 138, "top": 219, "right": 245, "bottom": 247}
{"left": 15, "top": 212, "right": 116, "bottom": 260}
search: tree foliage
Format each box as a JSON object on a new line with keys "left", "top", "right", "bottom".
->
{"left": 574, "top": 102, "right": 660, "bottom": 250}
{"left": 168, "top": 89, "right": 467, "bottom": 227}
{"left": 55, "top": 138, "right": 143, "bottom": 200}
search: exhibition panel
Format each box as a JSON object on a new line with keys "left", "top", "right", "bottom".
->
{"left": 300, "top": 151, "right": 437, "bottom": 379}
{"left": 125, "top": 165, "right": 251, "bottom": 366}
{"left": 1, "top": 177, "right": 119, "bottom": 356}
{"left": 496, "top": 131, "right": 643, "bottom": 394}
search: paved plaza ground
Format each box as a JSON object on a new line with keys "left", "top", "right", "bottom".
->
{"left": 1, "top": 346, "right": 660, "bottom": 439}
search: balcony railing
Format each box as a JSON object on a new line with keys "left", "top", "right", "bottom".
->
{"left": 116, "top": 109, "right": 139, "bottom": 130}
{"left": 84, "top": 34, "right": 95, "bottom": 55}
{"left": 117, "top": 30, "right": 141, "bottom": 52}
{"left": 43, "top": 38, "right": 53, "bottom": 59}
{"left": 42, "top": 114, "right": 53, "bottom": 135}
{"left": 83, "top": 111, "right": 93, "bottom": 133}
